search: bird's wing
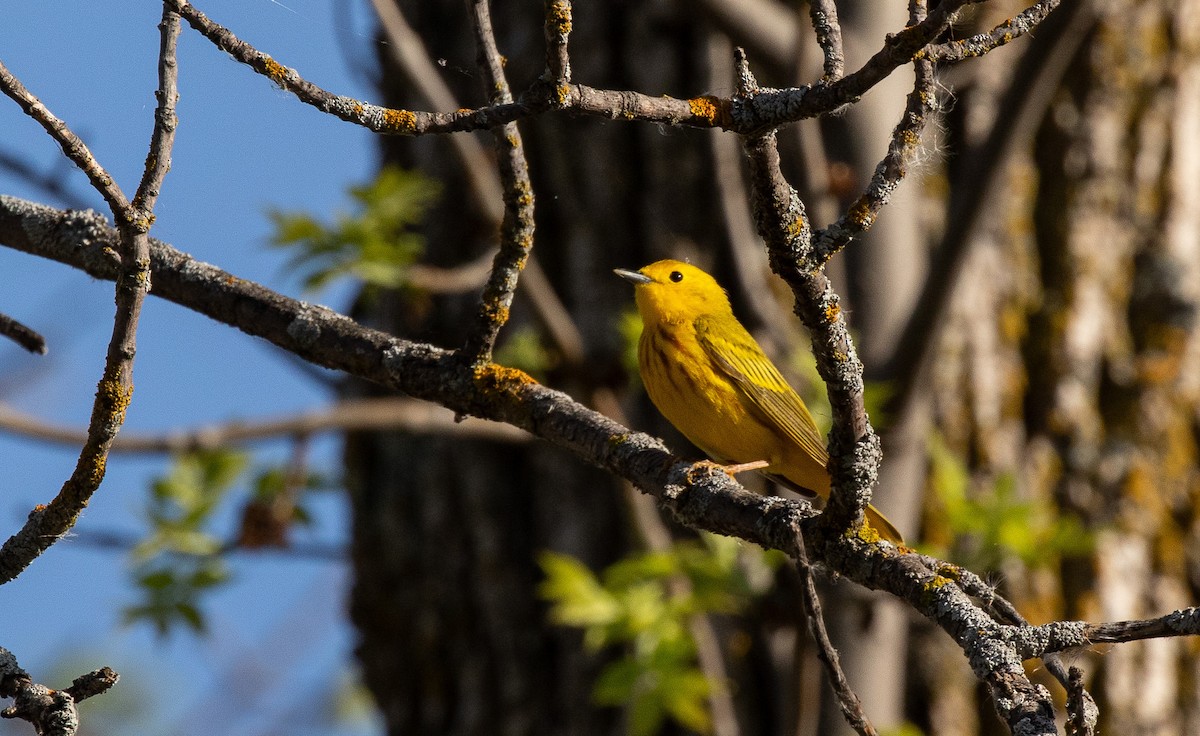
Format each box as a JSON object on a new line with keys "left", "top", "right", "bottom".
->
{"left": 695, "top": 316, "right": 828, "bottom": 465}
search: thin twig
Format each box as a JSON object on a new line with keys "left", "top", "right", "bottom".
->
{"left": 794, "top": 532, "right": 877, "bottom": 736}
{"left": 542, "top": 0, "right": 572, "bottom": 92}
{"left": 133, "top": 6, "right": 181, "bottom": 214}
{"left": 1065, "top": 666, "right": 1098, "bottom": 736}
{"left": 0, "top": 312, "right": 47, "bottom": 355}
{"left": 0, "top": 397, "right": 529, "bottom": 453}
{"left": 809, "top": 0, "right": 845, "bottom": 81}
{"left": 0, "top": 62, "right": 132, "bottom": 219}
{"left": 0, "top": 646, "right": 117, "bottom": 736}
{"left": 461, "top": 0, "right": 537, "bottom": 364}
{"left": 929, "top": 0, "right": 1062, "bottom": 63}
{"left": 811, "top": 43, "right": 937, "bottom": 262}
{"left": 0, "top": 6, "right": 178, "bottom": 584}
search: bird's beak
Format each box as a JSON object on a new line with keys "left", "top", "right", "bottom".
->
{"left": 613, "top": 268, "right": 652, "bottom": 285}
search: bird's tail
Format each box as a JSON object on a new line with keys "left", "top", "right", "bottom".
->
{"left": 866, "top": 504, "right": 904, "bottom": 545}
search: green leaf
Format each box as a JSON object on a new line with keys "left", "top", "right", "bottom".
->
{"left": 537, "top": 552, "right": 621, "bottom": 633}
{"left": 268, "top": 166, "right": 440, "bottom": 293}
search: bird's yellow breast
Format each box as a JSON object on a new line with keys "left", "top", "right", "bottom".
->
{"left": 638, "top": 323, "right": 786, "bottom": 467}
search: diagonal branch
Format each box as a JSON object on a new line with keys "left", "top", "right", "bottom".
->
{"left": 794, "top": 533, "right": 877, "bottom": 736}
{"left": 811, "top": 47, "right": 937, "bottom": 262}
{"left": 0, "top": 312, "right": 46, "bottom": 355}
{"left": 0, "top": 5, "right": 179, "bottom": 584}
{"left": 929, "top": 0, "right": 1062, "bottom": 63}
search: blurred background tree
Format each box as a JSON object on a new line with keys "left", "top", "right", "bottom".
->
{"left": 340, "top": 1, "right": 1200, "bottom": 734}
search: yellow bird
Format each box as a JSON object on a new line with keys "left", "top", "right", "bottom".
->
{"left": 615, "top": 259, "right": 903, "bottom": 544}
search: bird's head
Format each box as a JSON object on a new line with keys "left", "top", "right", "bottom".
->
{"left": 614, "top": 259, "right": 733, "bottom": 325}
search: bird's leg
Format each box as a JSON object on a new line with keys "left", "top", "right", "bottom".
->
{"left": 698, "top": 459, "right": 770, "bottom": 476}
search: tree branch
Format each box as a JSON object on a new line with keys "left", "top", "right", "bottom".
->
{"left": 928, "top": 0, "right": 1063, "bottom": 63}
{"left": 461, "top": 0, "right": 537, "bottom": 363}
{"left": 0, "top": 5, "right": 178, "bottom": 583}
{"left": 0, "top": 397, "right": 529, "bottom": 453}
{"left": 170, "top": 0, "right": 990, "bottom": 136}
{"left": 794, "top": 533, "right": 877, "bottom": 736}
{"left": 0, "top": 647, "right": 117, "bottom": 736}
{"left": 0, "top": 312, "right": 46, "bottom": 355}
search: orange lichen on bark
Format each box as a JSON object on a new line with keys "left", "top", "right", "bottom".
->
{"left": 474, "top": 362, "right": 536, "bottom": 393}
{"left": 687, "top": 95, "right": 727, "bottom": 126}
{"left": 261, "top": 57, "right": 290, "bottom": 87}
{"left": 381, "top": 108, "right": 418, "bottom": 133}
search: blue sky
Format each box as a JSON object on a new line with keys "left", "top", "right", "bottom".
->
{"left": 1, "top": 2, "right": 387, "bottom": 732}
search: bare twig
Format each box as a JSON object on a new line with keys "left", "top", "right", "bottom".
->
{"left": 0, "top": 646, "right": 117, "bottom": 736}
{"left": 929, "top": 0, "right": 1063, "bottom": 63}
{"left": 0, "top": 5, "right": 178, "bottom": 584}
{"left": 0, "top": 63, "right": 132, "bottom": 218}
{"left": 461, "top": 0, "right": 537, "bottom": 364}
{"left": 0, "top": 312, "right": 46, "bottom": 355}
{"left": 811, "top": 43, "right": 937, "bottom": 262}
{"left": 1065, "top": 667, "right": 1098, "bottom": 736}
{"left": 794, "top": 532, "right": 877, "bottom": 736}
{"left": 809, "top": 0, "right": 846, "bottom": 82}
{"left": 133, "top": 6, "right": 181, "bottom": 214}
{"left": 542, "top": 0, "right": 572, "bottom": 92}
{"left": 172, "top": 0, "right": 989, "bottom": 136}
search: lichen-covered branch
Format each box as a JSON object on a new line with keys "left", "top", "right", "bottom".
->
{"left": 461, "top": 0, "right": 537, "bottom": 363}
{"left": 170, "top": 0, "right": 984, "bottom": 137}
{"left": 740, "top": 116, "right": 878, "bottom": 539}
{"left": 809, "top": 0, "right": 846, "bottom": 81}
{"left": 0, "top": 194, "right": 821, "bottom": 552}
{"left": 929, "top": 0, "right": 1063, "bottom": 63}
{"left": 0, "top": 6, "right": 177, "bottom": 583}
{"left": 812, "top": 44, "right": 937, "bottom": 262}
{"left": 542, "top": 0, "right": 572, "bottom": 92}
{"left": 0, "top": 646, "right": 118, "bottom": 736}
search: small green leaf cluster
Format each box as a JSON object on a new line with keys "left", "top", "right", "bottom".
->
{"left": 268, "top": 166, "right": 440, "bottom": 291}
{"left": 125, "top": 449, "right": 247, "bottom": 635}
{"left": 125, "top": 449, "right": 327, "bottom": 636}
{"left": 926, "top": 434, "right": 1093, "bottom": 571}
{"left": 539, "top": 534, "right": 781, "bottom": 736}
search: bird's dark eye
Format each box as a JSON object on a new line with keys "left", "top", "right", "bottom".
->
{"left": 669, "top": 271, "right": 684, "bottom": 283}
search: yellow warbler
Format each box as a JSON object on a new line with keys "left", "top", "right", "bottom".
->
{"left": 615, "top": 259, "right": 903, "bottom": 544}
